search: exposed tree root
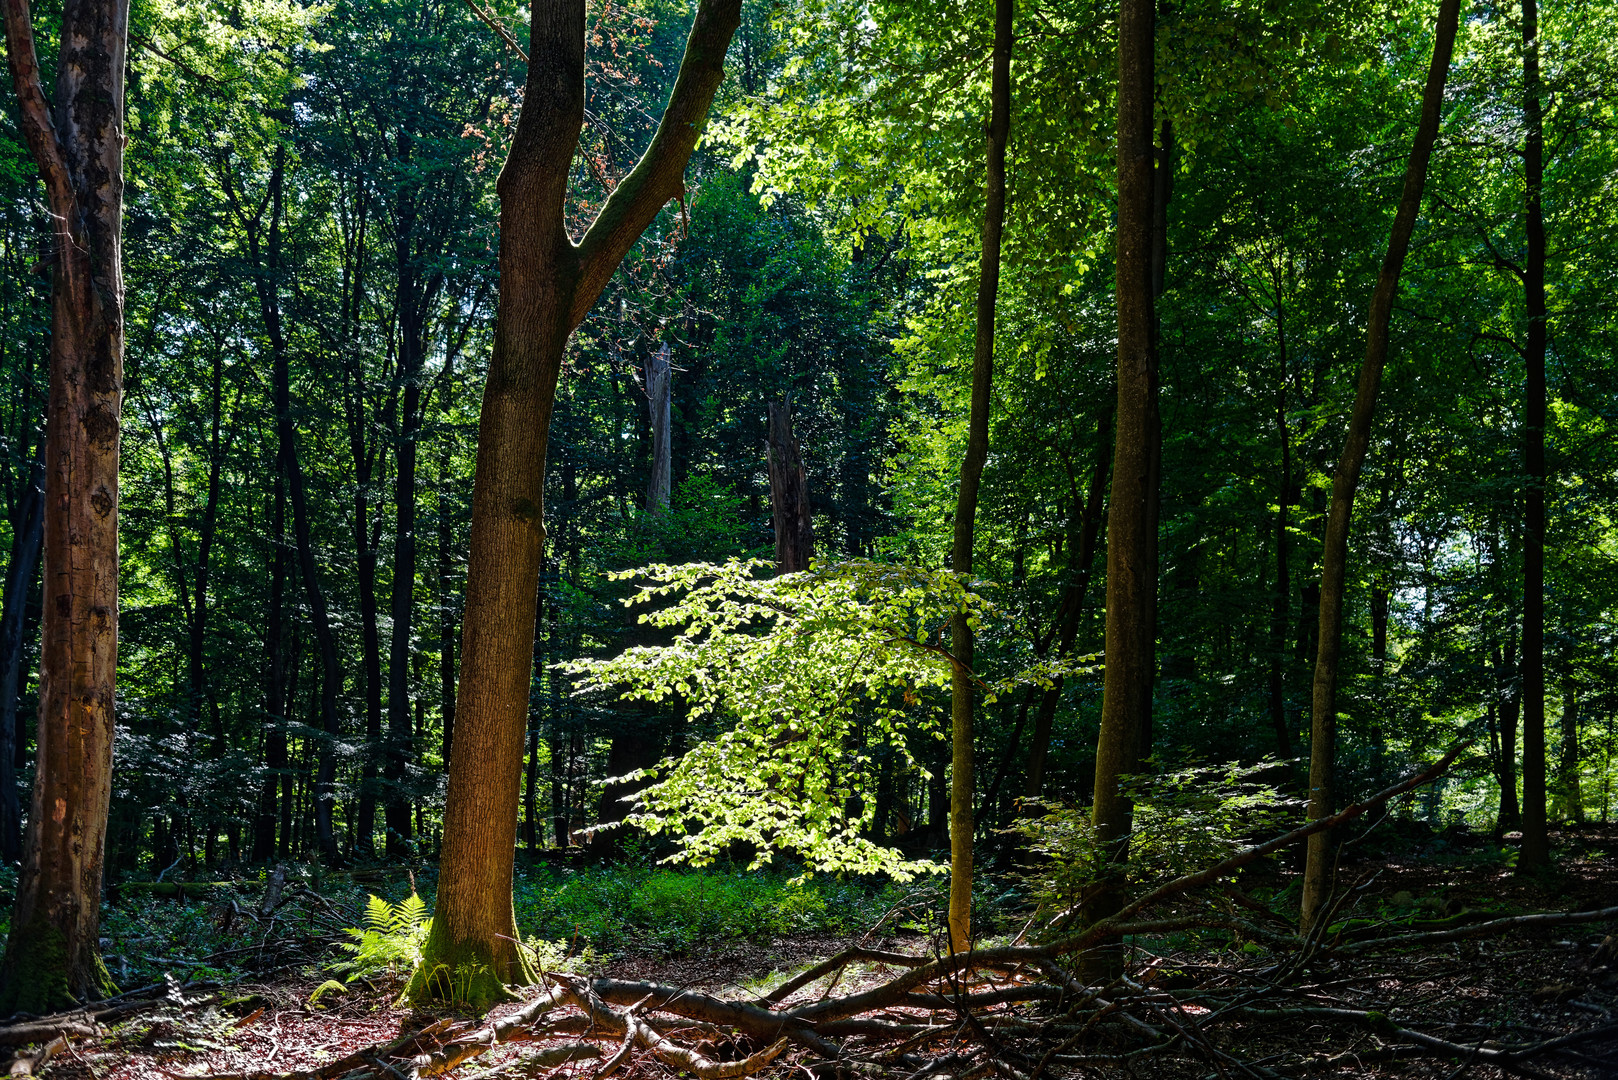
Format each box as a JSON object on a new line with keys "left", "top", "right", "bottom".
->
{"left": 166, "top": 752, "right": 1618, "bottom": 1079}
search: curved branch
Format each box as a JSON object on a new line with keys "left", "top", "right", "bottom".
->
{"left": 569, "top": 0, "right": 743, "bottom": 329}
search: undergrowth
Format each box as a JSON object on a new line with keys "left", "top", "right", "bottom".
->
{"left": 512, "top": 862, "right": 912, "bottom": 955}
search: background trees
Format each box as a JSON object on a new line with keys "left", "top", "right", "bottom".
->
{"left": 0, "top": 0, "right": 1608, "bottom": 972}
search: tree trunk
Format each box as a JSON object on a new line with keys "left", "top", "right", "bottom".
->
{"left": 261, "top": 174, "right": 344, "bottom": 862}
{"left": 437, "top": 436, "right": 457, "bottom": 770}
{"left": 1494, "top": 638, "right": 1522, "bottom": 832}
{"left": 0, "top": 0, "right": 128, "bottom": 1010}
{"left": 1300, "top": 0, "right": 1459, "bottom": 929}
{"left": 0, "top": 444, "right": 43, "bottom": 863}
{"left": 945, "top": 0, "right": 1010, "bottom": 956}
{"left": 1268, "top": 319, "right": 1294, "bottom": 757}
{"left": 415, "top": 0, "right": 743, "bottom": 1007}
{"left": 254, "top": 469, "right": 289, "bottom": 861}
{"left": 347, "top": 387, "right": 382, "bottom": 857}
{"left": 385, "top": 352, "right": 424, "bottom": 855}
{"left": 765, "top": 401, "right": 812, "bottom": 571}
{"left": 1086, "top": 0, "right": 1158, "bottom": 980}
{"left": 1558, "top": 680, "right": 1581, "bottom": 823}
{"left": 1517, "top": 0, "right": 1550, "bottom": 871}
{"left": 645, "top": 343, "right": 672, "bottom": 514}
{"left": 1024, "top": 409, "right": 1110, "bottom": 800}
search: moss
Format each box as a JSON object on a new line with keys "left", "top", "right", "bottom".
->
{"left": 0, "top": 916, "right": 115, "bottom": 1013}
{"left": 405, "top": 918, "right": 536, "bottom": 1010}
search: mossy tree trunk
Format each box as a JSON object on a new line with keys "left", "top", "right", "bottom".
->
{"left": 411, "top": 0, "right": 744, "bottom": 1009}
{"left": 0, "top": 0, "right": 129, "bottom": 1011}
{"left": 1300, "top": 0, "right": 1460, "bottom": 929}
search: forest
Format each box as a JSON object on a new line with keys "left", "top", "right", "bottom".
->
{"left": 0, "top": 0, "right": 1613, "bottom": 1075}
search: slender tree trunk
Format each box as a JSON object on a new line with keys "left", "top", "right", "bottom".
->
{"left": 645, "top": 343, "right": 672, "bottom": 513}
{"left": 945, "top": 0, "right": 1011, "bottom": 956}
{"left": 437, "top": 437, "right": 457, "bottom": 770}
{"left": 416, "top": 0, "right": 743, "bottom": 1007}
{"left": 1494, "top": 638, "right": 1522, "bottom": 832}
{"left": 385, "top": 360, "right": 423, "bottom": 854}
{"left": 1558, "top": 680, "right": 1581, "bottom": 823}
{"left": 1269, "top": 318, "right": 1294, "bottom": 757}
{"left": 0, "top": 444, "right": 43, "bottom": 863}
{"left": 0, "top": 0, "right": 129, "bottom": 1010}
{"left": 1086, "top": 0, "right": 1158, "bottom": 979}
{"left": 1024, "top": 409, "right": 1110, "bottom": 800}
{"left": 766, "top": 402, "right": 813, "bottom": 572}
{"left": 255, "top": 470, "right": 289, "bottom": 860}
{"left": 1517, "top": 0, "right": 1550, "bottom": 871}
{"left": 348, "top": 395, "right": 382, "bottom": 856}
{"left": 1300, "top": 0, "right": 1460, "bottom": 928}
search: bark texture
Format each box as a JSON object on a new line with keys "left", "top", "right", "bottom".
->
{"left": 945, "top": 0, "right": 1011, "bottom": 955}
{"left": 765, "top": 401, "right": 811, "bottom": 572}
{"left": 414, "top": 0, "right": 743, "bottom": 1007}
{"left": 0, "top": 0, "right": 129, "bottom": 1010}
{"left": 1517, "top": 0, "right": 1550, "bottom": 870}
{"left": 1087, "top": 0, "right": 1158, "bottom": 977}
{"left": 1300, "top": 0, "right": 1460, "bottom": 928}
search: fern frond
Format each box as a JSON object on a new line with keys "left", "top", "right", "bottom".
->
{"left": 364, "top": 893, "right": 392, "bottom": 933}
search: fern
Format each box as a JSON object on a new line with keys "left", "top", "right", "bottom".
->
{"left": 331, "top": 892, "right": 432, "bottom": 984}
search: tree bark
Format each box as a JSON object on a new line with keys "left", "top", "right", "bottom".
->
{"left": 1300, "top": 0, "right": 1460, "bottom": 928}
{"left": 766, "top": 401, "right": 812, "bottom": 572}
{"left": 1086, "top": 0, "right": 1159, "bottom": 979}
{"left": 414, "top": 0, "right": 743, "bottom": 1007}
{"left": 945, "top": 0, "right": 1011, "bottom": 956}
{"left": 0, "top": 443, "right": 43, "bottom": 863}
{"left": 1494, "top": 637, "right": 1522, "bottom": 832}
{"left": 1517, "top": 0, "right": 1550, "bottom": 871}
{"left": 0, "top": 0, "right": 128, "bottom": 1010}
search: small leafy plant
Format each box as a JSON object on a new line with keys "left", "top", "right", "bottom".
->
{"left": 332, "top": 893, "right": 431, "bottom": 985}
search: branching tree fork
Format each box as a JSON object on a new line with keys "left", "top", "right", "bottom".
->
{"left": 411, "top": 0, "right": 745, "bottom": 1006}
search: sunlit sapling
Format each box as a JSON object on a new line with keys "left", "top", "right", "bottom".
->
{"left": 1013, "top": 761, "right": 1298, "bottom": 934}
{"left": 564, "top": 559, "right": 1092, "bottom": 879}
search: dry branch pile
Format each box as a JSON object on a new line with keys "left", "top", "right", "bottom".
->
{"left": 138, "top": 748, "right": 1618, "bottom": 1080}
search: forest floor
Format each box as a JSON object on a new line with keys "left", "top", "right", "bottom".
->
{"left": 14, "top": 822, "right": 1618, "bottom": 1080}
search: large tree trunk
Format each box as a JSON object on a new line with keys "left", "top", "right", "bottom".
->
{"left": 413, "top": 0, "right": 743, "bottom": 1008}
{"left": 1517, "top": 0, "right": 1550, "bottom": 871}
{"left": 1300, "top": 0, "right": 1460, "bottom": 928}
{"left": 1086, "top": 0, "right": 1159, "bottom": 980}
{"left": 945, "top": 0, "right": 1011, "bottom": 956}
{"left": 766, "top": 402, "right": 812, "bottom": 572}
{"left": 0, "top": 444, "right": 43, "bottom": 863}
{"left": 0, "top": 0, "right": 128, "bottom": 1011}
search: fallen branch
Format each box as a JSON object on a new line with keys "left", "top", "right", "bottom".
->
{"left": 1332, "top": 903, "right": 1618, "bottom": 956}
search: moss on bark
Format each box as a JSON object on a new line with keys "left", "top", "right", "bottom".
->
{"left": 405, "top": 916, "right": 535, "bottom": 1009}
{"left": 0, "top": 916, "right": 117, "bottom": 1013}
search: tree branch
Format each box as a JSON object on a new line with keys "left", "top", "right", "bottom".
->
{"left": 569, "top": 0, "right": 743, "bottom": 329}
{"left": 1, "top": 0, "right": 72, "bottom": 215}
